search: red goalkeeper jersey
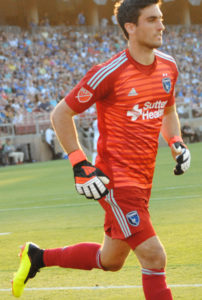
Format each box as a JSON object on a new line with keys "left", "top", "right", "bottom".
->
{"left": 65, "top": 49, "right": 178, "bottom": 189}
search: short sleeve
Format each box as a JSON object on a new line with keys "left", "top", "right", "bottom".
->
{"left": 65, "top": 65, "right": 110, "bottom": 114}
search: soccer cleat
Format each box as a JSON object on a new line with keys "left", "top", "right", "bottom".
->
{"left": 12, "top": 242, "right": 44, "bottom": 297}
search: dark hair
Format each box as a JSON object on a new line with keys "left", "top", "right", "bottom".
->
{"left": 114, "top": 0, "right": 161, "bottom": 39}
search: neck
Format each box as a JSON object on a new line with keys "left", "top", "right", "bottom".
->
{"left": 128, "top": 42, "right": 155, "bottom": 65}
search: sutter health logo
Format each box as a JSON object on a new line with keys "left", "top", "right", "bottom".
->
{"left": 127, "top": 100, "right": 167, "bottom": 121}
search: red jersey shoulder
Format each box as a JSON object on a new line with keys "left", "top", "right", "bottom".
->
{"left": 154, "top": 49, "right": 178, "bottom": 73}
{"left": 154, "top": 49, "right": 178, "bottom": 97}
{"left": 86, "top": 50, "right": 128, "bottom": 91}
{"left": 65, "top": 50, "right": 128, "bottom": 113}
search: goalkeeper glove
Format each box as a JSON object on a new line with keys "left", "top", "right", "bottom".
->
{"left": 68, "top": 149, "right": 110, "bottom": 200}
{"left": 169, "top": 137, "right": 191, "bottom": 175}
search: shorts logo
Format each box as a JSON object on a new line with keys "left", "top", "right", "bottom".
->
{"left": 126, "top": 211, "right": 140, "bottom": 227}
{"left": 76, "top": 87, "right": 93, "bottom": 103}
{"left": 162, "top": 77, "right": 171, "bottom": 93}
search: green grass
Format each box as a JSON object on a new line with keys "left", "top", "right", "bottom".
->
{"left": 0, "top": 143, "right": 202, "bottom": 300}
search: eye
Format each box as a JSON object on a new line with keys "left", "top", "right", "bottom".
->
{"left": 148, "top": 17, "right": 156, "bottom": 22}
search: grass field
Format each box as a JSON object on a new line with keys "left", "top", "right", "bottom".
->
{"left": 0, "top": 142, "right": 202, "bottom": 300}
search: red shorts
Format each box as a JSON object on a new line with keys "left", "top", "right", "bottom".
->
{"left": 99, "top": 187, "right": 156, "bottom": 250}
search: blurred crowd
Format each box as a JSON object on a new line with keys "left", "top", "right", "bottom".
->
{"left": 163, "top": 26, "right": 202, "bottom": 118}
{"left": 0, "top": 25, "right": 201, "bottom": 125}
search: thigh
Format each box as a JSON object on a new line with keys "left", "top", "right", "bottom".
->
{"left": 134, "top": 235, "right": 166, "bottom": 269}
{"left": 100, "top": 234, "right": 131, "bottom": 271}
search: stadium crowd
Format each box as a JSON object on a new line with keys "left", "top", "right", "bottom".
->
{"left": 0, "top": 24, "right": 201, "bottom": 125}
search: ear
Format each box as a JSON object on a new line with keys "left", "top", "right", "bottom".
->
{"left": 124, "top": 22, "right": 136, "bottom": 36}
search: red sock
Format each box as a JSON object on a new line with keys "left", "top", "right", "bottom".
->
{"left": 43, "top": 242, "right": 103, "bottom": 270}
{"left": 142, "top": 268, "right": 173, "bottom": 300}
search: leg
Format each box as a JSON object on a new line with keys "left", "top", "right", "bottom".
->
{"left": 18, "top": 152, "right": 24, "bottom": 163}
{"left": 134, "top": 236, "right": 173, "bottom": 300}
{"left": 44, "top": 234, "right": 130, "bottom": 271}
{"left": 12, "top": 234, "right": 130, "bottom": 297}
{"left": 100, "top": 234, "right": 131, "bottom": 271}
{"left": 9, "top": 152, "right": 18, "bottom": 164}
{"left": 135, "top": 235, "right": 166, "bottom": 269}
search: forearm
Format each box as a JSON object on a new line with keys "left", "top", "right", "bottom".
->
{"left": 51, "top": 99, "right": 82, "bottom": 155}
{"left": 161, "top": 105, "right": 181, "bottom": 144}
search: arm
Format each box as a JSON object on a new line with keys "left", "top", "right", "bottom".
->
{"left": 51, "top": 98, "right": 81, "bottom": 155}
{"left": 161, "top": 105, "right": 181, "bottom": 144}
{"left": 161, "top": 104, "right": 191, "bottom": 175}
{"left": 51, "top": 98, "right": 109, "bottom": 200}
{"left": 161, "top": 104, "right": 181, "bottom": 159}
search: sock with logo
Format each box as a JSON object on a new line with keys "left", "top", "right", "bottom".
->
{"left": 142, "top": 268, "right": 173, "bottom": 300}
{"left": 43, "top": 242, "right": 103, "bottom": 270}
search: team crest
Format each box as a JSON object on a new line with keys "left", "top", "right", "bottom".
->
{"left": 162, "top": 77, "right": 171, "bottom": 94}
{"left": 126, "top": 211, "right": 140, "bottom": 227}
{"left": 76, "top": 87, "right": 93, "bottom": 103}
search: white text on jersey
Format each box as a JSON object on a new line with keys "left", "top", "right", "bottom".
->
{"left": 127, "top": 100, "right": 168, "bottom": 121}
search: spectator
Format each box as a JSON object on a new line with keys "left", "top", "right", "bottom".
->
{"left": 45, "top": 127, "right": 57, "bottom": 160}
{"left": 111, "top": 14, "right": 118, "bottom": 25}
{"left": 2, "top": 138, "right": 24, "bottom": 165}
{"left": 101, "top": 18, "right": 109, "bottom": 28}
{"left": 181, "top": 124, "right": 199, "bottom": 143}
{"left": 77, "top": 11, "right": 86, "bottom": 25}
{"left": 0, "top": 140, "right": 7, "bottom": 165}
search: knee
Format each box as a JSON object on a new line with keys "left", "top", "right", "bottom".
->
{"left": 151, "top": 249, "right": 167, "bottom": 269}
{"left": 101, "top": 255, "right": 125, "bottom": 272}
{"left": 102, "top": 261, "right": 124, "bottom": 272}
{"left": 139, "top": 245, "right": 167, "bottom": 269}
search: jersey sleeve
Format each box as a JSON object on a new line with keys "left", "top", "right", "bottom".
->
{"left": 65, "top": 65, "right": 110, "bottom": 113}
{"left": 166, "top": 61, "right": 179, "bottom": 107}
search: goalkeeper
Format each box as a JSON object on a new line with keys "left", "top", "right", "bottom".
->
{"left": 12, "top": 0, "right": 191, "bottom": 299}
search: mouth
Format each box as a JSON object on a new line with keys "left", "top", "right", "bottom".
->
{"left": 156, "top": 35, "right": 162, "bottom": 39}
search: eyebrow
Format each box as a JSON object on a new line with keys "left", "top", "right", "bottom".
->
{"left": 146, "top": 15, "right": 163, "bottom": 20}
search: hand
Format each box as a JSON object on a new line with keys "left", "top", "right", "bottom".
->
{"left": 73, "top": 160, "right": 110, "bottom": 200}
{"left": 171, "top": 142, "right": 191, "bottom": 175}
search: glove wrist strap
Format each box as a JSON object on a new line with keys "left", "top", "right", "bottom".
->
{"left": 68, "top": 149, "right": 87, "bottom": 167}
{"left": 168, "top": 136, "right": 183, "bottom": 148}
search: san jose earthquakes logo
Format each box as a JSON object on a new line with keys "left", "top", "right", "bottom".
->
{"left": 126, "top": 211, "right": 140, "bottom": 227}
{"left": 162, "top": 77, "right": 171, "bottom": 93}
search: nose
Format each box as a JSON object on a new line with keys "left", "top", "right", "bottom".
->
{"left": 158, "top": 20, "right": 165, "bottom": 31}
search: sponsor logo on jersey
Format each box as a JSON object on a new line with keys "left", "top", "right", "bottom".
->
{"left": 128, "top": 88, "right": 138, "bottom": 97}
{"left": 162, "top": 77, "right": 171, "bottom": 93}
{"left": 127, "top": 100, "right": 167, "bottom": 121}
{"left": 126, "top": 211, "right": 140, "bottom": 227}
{"left": 76, "top": 87, "right": 93, "bottom": 103}
{"left": 127, "top": 104, "right": 142, "bottom": 121}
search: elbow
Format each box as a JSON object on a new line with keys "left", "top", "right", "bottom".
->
{"left": 50, "top": 98, "right": 76, "bottom": 129}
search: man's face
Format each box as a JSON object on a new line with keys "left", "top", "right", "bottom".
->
{"left": 127, "top": 4, "right": 165, "bottom": 49}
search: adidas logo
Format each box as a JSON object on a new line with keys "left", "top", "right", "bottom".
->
{"left": 128, "top": 88, "right": 138, "bottom": 97}
{"left": 82, "top": 166, "right": 96, "bottom": 176}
